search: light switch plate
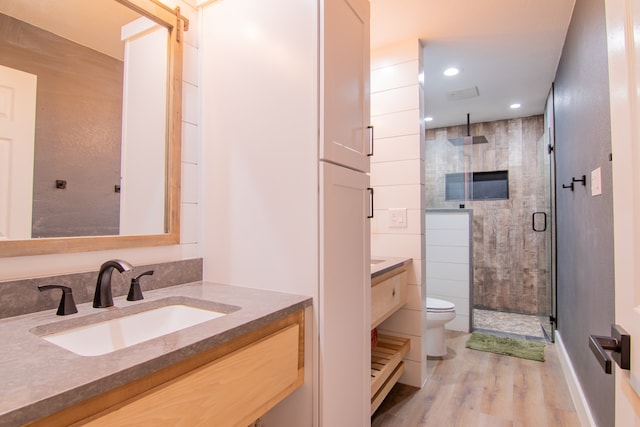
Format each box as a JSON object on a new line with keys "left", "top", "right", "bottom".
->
{"left": 389, "top": 208, "right": 407, "bottom": 228}
{"left": 591, "top": 167, "right": 602, "bottom": 196}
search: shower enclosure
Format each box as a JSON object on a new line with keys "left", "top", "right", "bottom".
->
{"left": 424, "top": 110, "right": 556, "bottom": 341}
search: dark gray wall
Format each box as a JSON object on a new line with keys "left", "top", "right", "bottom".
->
{"left": 0, "top": 13, "right": 123, "bottom": 238}
{"left": 554, "top": 0, "right": 615, "bottom": 425}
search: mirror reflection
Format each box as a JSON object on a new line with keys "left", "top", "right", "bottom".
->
{"left": 0, "top": 0, "right": 169, "bottom": 240}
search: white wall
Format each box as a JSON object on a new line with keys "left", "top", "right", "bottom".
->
{"left": 0, "top": 0, "right": 199, "bottom": 280}
{"left": 198, "top": 0, "right": 318, "bottom": 297}
{"left": 370, "top": 40, "right": 427, "bottom": 388}
{"left": 198, "top": 1, "right": 318, "bottom": 425}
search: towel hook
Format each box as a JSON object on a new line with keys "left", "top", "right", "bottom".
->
{"left": 572, "top": 175, "right": 587, "bottom": 186}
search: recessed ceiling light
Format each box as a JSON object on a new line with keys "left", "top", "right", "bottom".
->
{"left": 443, "top": 67, "right": 460, "bottom": 77}
{"left": 425, "top": 116, "right": 434, "bottom": 122}
{"left": 510, "top": 103, "right": 521, "bottom": 109}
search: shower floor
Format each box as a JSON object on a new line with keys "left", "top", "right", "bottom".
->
{"left": 473, "top": 308, "right": 550, "bottom": 342}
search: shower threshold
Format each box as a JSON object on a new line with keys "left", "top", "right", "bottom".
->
{"left": 473, "top": 309, "right": 550, "bottom": 343}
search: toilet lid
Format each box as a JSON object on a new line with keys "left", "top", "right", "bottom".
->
{"left": 426, "top": 297, "right": 455, "bottom": 312}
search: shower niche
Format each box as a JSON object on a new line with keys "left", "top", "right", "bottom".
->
{"left": 445, "top": 170, "right": 509, "bottom": 201}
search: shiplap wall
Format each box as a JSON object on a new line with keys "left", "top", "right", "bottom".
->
{"left": 370, "top": 40, "right": 427, "bottom": 388}
{"left": 425, "top": 209, "right": 472, "bottom": 331}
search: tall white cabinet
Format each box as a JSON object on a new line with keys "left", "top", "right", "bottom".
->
{"left": 199, "top": 0, "right": 370, "bottom": 425}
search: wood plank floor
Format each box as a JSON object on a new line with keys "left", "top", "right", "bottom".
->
{"left": 371, "top": 331, "right": 581, "bottom": 427}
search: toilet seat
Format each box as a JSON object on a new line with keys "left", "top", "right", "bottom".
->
{"left": 426, "top": 297, "right": 455, "bottom": 313}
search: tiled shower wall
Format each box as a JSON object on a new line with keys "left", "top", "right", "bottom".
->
{"left": 425, "top": 115, "right": 550, "bottom": 315}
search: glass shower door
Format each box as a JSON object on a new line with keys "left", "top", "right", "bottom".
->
{"left": 541, "top": 86, "right": 557, "bottom": 341}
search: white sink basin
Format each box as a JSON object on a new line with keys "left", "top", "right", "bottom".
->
{"left": 42, "top": 304, "right": 226, "bottom": 356}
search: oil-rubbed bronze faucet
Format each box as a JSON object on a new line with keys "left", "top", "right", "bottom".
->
{"left": 93, "top": 260, "right": 133, "bottom": 308}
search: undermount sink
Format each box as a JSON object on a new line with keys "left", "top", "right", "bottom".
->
{"left": 41, "top": 304, "right": 227, "bottom": 356}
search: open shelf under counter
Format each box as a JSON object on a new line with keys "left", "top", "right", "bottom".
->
{"left": 371, "top": 334, "right": 411, "bottom": 414}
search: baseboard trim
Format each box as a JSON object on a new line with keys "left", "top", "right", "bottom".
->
{"left": 555, "top": 331, "right": 597, "bottom": 427}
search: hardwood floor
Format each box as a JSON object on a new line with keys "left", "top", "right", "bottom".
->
{"left": 372, "top": 331, "right": 581, "bottom": 427}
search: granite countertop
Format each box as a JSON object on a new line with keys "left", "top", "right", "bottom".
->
{"left": 0, "top": 281, "right": 311, "bottom": 427}
{"left": 370, "top": 256, "right": 412, "bottom": 278}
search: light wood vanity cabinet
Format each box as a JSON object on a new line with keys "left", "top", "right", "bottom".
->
{"left": 370, "top": 262, "right": 411, "bottom": 415}
{"left": 28, "top": 310, "right": 304, "bottom": 427}
{"left": 371, "top": 267, "right": 408, "bottom": 329}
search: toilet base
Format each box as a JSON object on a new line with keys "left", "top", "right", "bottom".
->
{"left": 426, "top": 325, "right": 447, "bottom": 357}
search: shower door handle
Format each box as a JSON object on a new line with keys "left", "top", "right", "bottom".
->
{"left": 532, "top": 212, "right": 547, "bottom": 232}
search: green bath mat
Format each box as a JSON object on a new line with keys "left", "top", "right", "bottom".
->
{"left": 465, "top": 333, "right": 545, "bottom": 362}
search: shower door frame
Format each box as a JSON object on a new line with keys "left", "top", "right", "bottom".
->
{"left": 543, "top": 85, "right": 558, "bottom": 342}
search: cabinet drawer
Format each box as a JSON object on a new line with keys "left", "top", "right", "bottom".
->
{"left": 371, "top": 269, "right": 408, "bottom": 328}
{"left": 81, "top": 324, "right": 301, "bottom": 427}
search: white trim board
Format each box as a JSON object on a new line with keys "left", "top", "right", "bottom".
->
{"left": 554, "top": 331, "right": 597, "bottom": 427}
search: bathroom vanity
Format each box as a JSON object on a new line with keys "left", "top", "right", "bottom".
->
{"left": 0, "top": 282, "right": 310, "bottom": 427}
{"left": 370, "top": 257, "right": 412, "bottom": 414}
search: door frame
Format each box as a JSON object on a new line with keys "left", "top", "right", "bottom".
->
{"left": 606, "top": 0, "right": 640, "bottom": 423}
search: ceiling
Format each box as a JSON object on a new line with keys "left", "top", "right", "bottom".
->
{"left": 370, "top": 0, "right": 576, "bottom": 129}
{"left": 3, "top": 1, "right": 574, "bottom": 128}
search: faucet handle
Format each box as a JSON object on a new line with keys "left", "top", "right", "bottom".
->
{"left": 38, "top": 285, "right": 78, "bottom": 316}
{"left": 127, "top": 270, "right": 154, "bottom": 301}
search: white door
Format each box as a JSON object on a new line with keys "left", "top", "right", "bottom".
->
{"left": 322, "top": 0, "right": 370, "bottom": 173}
{"left": 606, "top": 0, "right": 640, "bottom": 423}
{"left": 120, "top": 19, "right": 168, "bottom": 235}
{"left": 0, "top": 65, "right": 37, "bottom": 240}
{"left": 319, "top": 161, "right": 370, "bottom": 426}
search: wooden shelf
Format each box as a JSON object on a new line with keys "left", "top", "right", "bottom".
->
{"left": 371, "top": 362, "right": 404, "bottom": 415}
{"left": 371, "top": 334, "right": 410, "bottom": 414}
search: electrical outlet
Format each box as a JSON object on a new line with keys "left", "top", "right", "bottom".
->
{"left": 389, "top": 208, "right": 407, "bottom": 228}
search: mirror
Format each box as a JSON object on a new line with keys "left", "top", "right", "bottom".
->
{"left": 0, "top": 0, "right": 187, "bottom": 257}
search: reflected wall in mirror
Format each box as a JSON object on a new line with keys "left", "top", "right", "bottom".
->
{"left": 0, "top": 0, "right": 187, "bottom": 257}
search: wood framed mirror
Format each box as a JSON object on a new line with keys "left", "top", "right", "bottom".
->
{"left": 0, "top": 0, "right": 188, "bottom": 257}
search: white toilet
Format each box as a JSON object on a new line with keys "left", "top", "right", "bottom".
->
{"left": 426, "top": 297, "right": 456, "bottom": 357}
